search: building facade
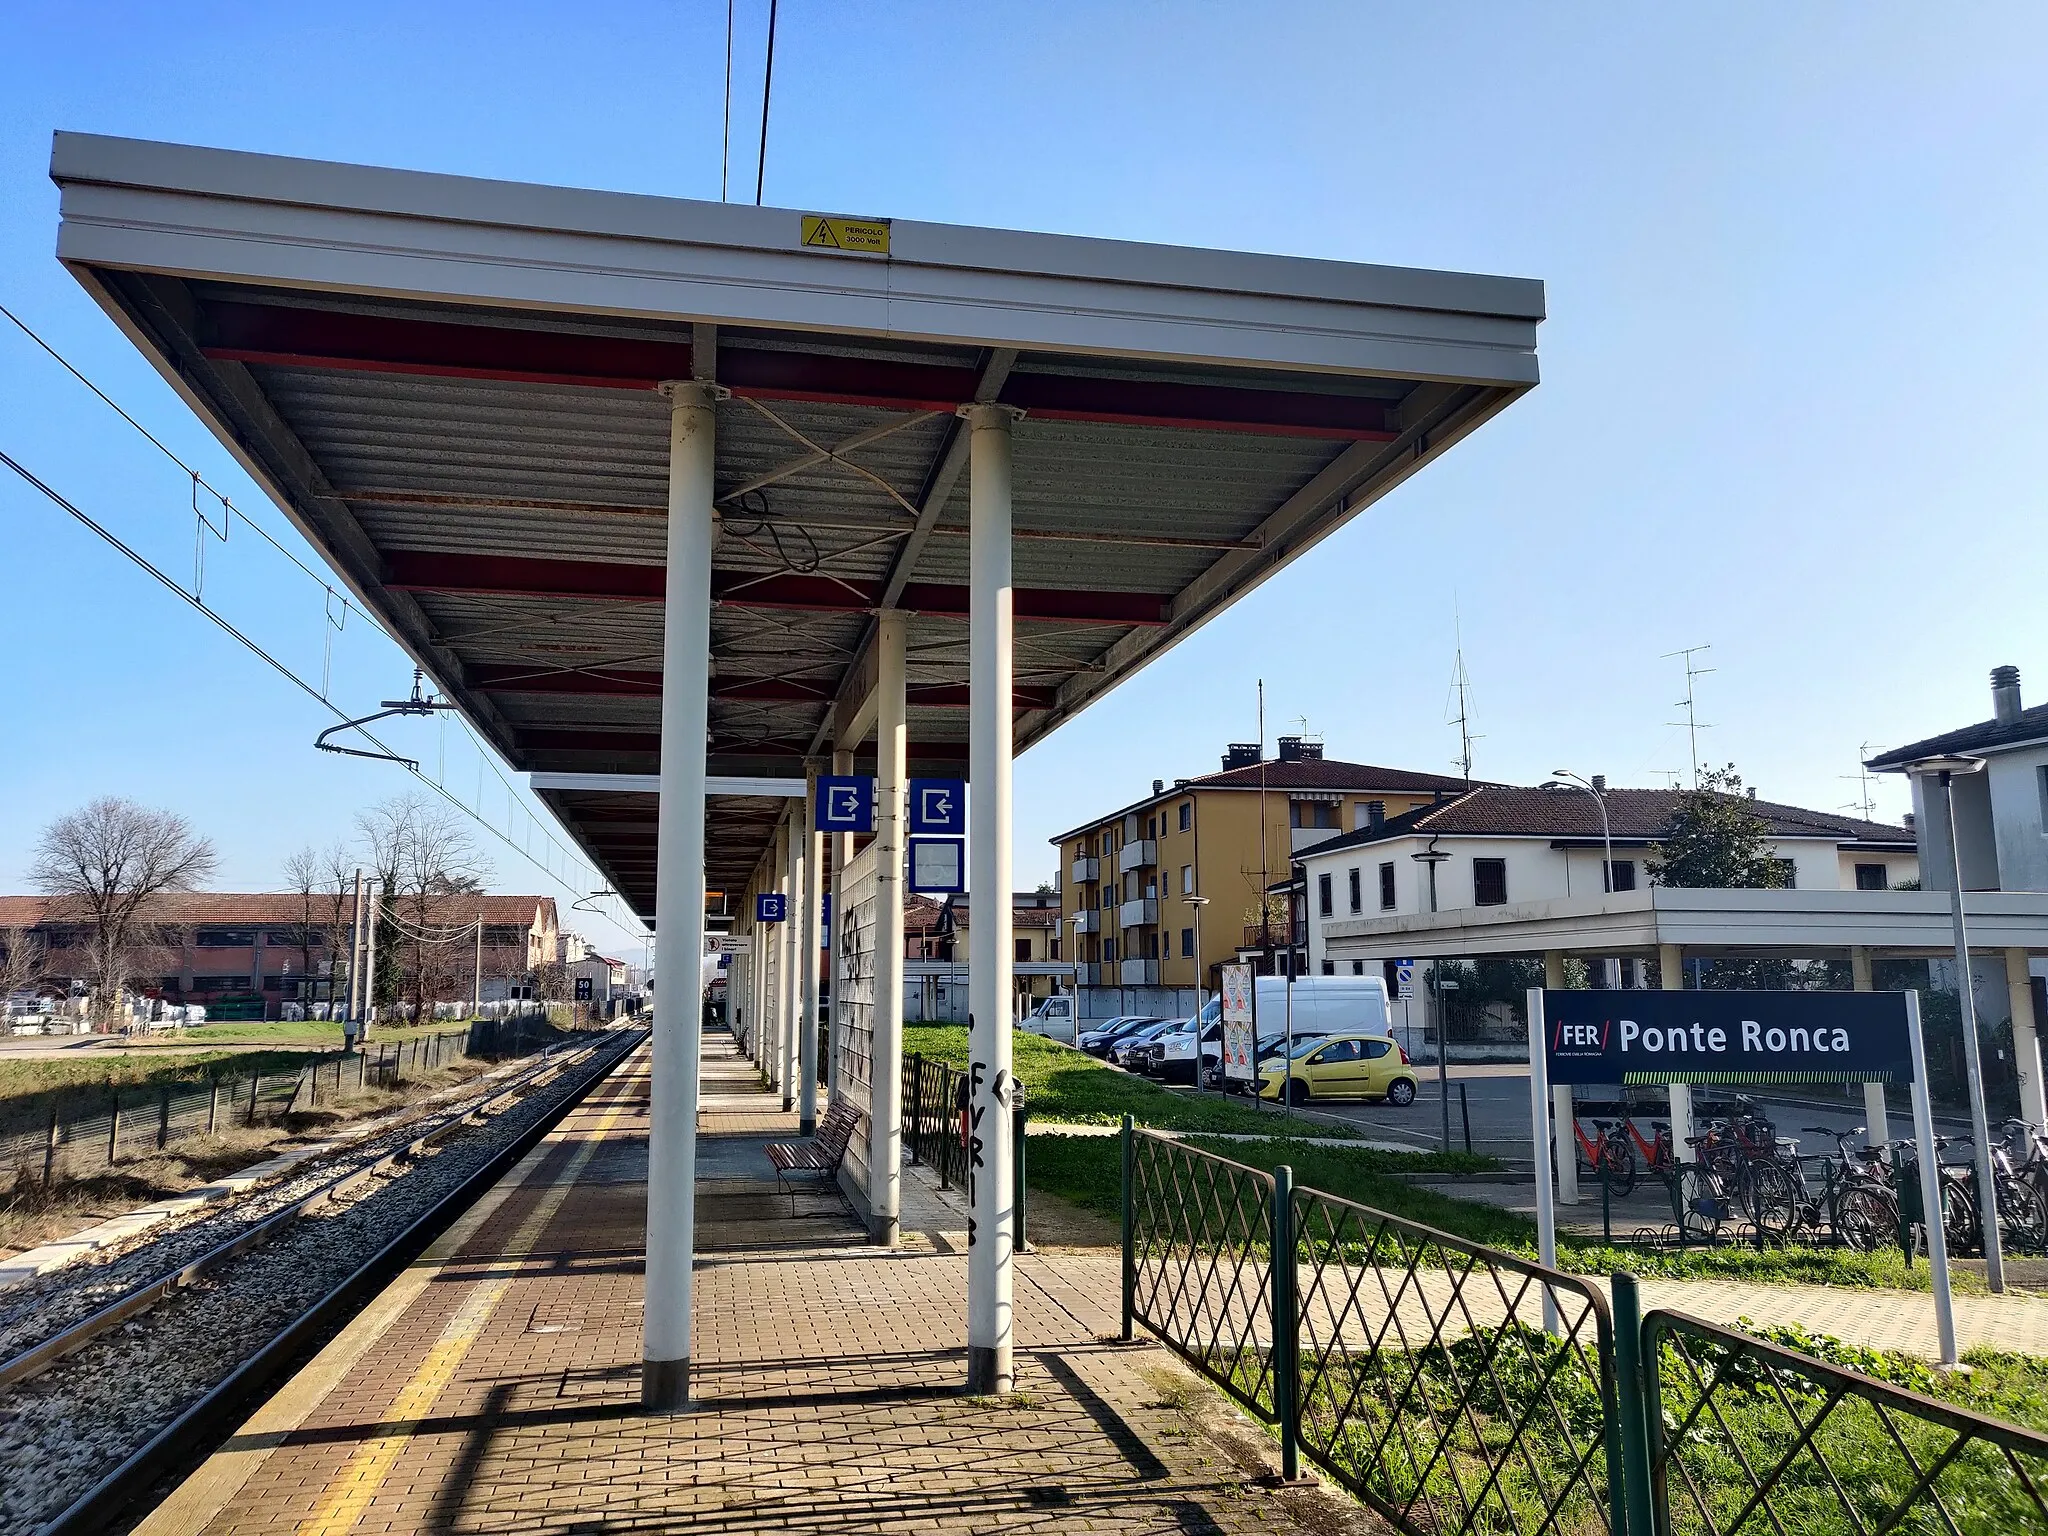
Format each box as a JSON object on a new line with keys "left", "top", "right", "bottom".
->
{"left": 1052, "top": 739, "right": 1480, "bottom": 1018}
{"left": 0, "top": 892, "right": 559, "bottom": 1019}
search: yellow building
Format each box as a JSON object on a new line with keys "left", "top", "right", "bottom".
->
{"left": 1052, "top": 739, "right": 1479, "bottom": 1013}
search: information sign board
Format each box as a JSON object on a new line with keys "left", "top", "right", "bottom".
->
{"left": 755, "top": 892, "right": 786, "bottom": 923}
{"left": 908, "top": 778, "right": 967, "bottom": 835}
{"left": 814, "top": 775, "right": 875, "bottom": 833}
{"left": 907, "top": 837, "right": 965, "bottom": 894}
{"left": 1540, "top": 988, "right": 1913, "bottom": 1087}
{"left": 1220, "top": 963, "right": 1256, "bottom": 1082}
{"left": 1395, "top": 958, "right": 1415, "bottom": 1000}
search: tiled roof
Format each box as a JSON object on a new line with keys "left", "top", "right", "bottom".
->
{"left": 1297, "top": 785, "right": 1912, "bottom": 859}
{"left": 1052, "top": 758, "right": 1489, "bottom": 841}
{"left": 1865, "top": 703, "right": 2048, "bottom": 768}
{"left": 0, "top": 892, "right": 559, "bottom": 929}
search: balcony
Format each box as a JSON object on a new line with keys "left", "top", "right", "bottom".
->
{"left": 1074, "top": 963, "right": 1103, "bottom": 987}
{"left": 1070, "top": 856, "right": 1100, "bottom": 885}
{"left": 1071, "top": 909, "right": 1101, "bottom": 935}
{"left": 1119, "top": 959, "right": 1160, "bottom": 986}
{"left": 1291, "top": 826, "right": 1341, "bottom": 854}
{"left": 1118, "top": 897, "right": 1158, "bottom": 928}
{"left": 1117, "top": 839, "right": 1158, "bottom": 874}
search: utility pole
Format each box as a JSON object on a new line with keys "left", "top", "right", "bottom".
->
{"left": 361, "top": 878, "right": 380, "bottom": 1034}
{"left": 472, "top": 914, "right": 484, "bottom": 1020}
{"left": 1663, "top": 643, "right": 1714, "bottom": 786}
{"left": 345, "top": 868, "right": 365, "bottom": 1044}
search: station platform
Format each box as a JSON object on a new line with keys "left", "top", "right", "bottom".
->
{"left": 139, "top": 1029, "right": 1311, "bottom": 1536}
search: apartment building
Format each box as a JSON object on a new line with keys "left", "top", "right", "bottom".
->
{"left": 1052, "top": 738, "right": 1479, "bottom": 1018}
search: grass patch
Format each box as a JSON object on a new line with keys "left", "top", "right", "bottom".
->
{"left": 904, "top": 1025, "right": 1356, "bottom": 1137}
{"left": 177, "top": 1020, "right": 469, "bottom": 1046}
{"left": 0, "top": 1049, "right": 350, "bottom": 1101}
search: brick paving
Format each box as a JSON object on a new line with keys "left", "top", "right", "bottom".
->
{"left": 142, "top": 1031, "right": 1331, "bottom": 1536}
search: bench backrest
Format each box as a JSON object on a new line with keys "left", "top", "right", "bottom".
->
{"left": 816, "top": 1096, "right": 862, "bottom": 1162}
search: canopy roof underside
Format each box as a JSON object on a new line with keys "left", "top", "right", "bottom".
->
{"left": 53, "top": 133, "right": 1544, "bottom": 920}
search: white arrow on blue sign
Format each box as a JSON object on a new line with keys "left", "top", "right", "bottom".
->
{"left": 756, "top": 893, "right": 787, "bottom": 923}
{"left": 814, "top": 775, "right": 875, "bottom": 833}
{"left": 909, "top": 777, "right": 967, "bottom": 835}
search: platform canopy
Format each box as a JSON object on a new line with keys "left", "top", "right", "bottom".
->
{"left": 53, "top": 132, "right": 1543, "bottom": 920}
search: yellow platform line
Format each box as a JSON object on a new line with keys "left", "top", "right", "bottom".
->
{"left": 291, "top": 1076, "right": 639, "bottom": 1536}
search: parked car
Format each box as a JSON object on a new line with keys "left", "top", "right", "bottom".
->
{"left": 1257, "top": 1030, "right": 1418, "bottom": 1106}
{"left": 1108, "top": 1019, "right": 1183, "bottom": 1070}
{"left": 1078, "top": 1016, "right": 1162, "bottom": 1056}
{"left": 1020, "top": 993, "right": 1081, "bottom": 1044}
{"left": 1160, "top": 976, "right": 1393, "bottom": 1086}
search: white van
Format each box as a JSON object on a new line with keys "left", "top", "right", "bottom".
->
{"left": 1020, "top": 994, "right": 1080, "bottom": 1044}
{"left": 1159, "top": 975, "right": 1391, "bottom": 1085}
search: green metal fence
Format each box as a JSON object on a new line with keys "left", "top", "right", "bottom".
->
{"left": 1121, "top": 1120, "right": 2048, "bottom": 1536}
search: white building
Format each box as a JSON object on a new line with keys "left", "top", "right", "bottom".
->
{"left": 1295, "top": 783, "right": 1918, "bottom": 976}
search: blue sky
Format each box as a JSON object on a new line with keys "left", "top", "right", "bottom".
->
{"left": 3, "top": 3, "right": 2045, "bottom": 939}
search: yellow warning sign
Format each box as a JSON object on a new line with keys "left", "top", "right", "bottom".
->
{"left": 800, "top": 214, "right": 892, "bottom": 255}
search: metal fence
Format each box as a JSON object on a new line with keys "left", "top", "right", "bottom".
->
{"left": 1120, "top": 1121, "right": 2048, "bottom": 1536}
{"left": 901, "top": 1052, "right": 1027, "bottom": 1244}
{"left": 0, "top": 1027, "right": 483, "bottom": 1192}
{"left": 1643, "top": 1309, "right": 2048, "bottom": 1536}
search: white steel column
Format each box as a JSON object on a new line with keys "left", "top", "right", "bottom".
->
{"left": 2009, "top": 948, "right": 2047, "bottom": 1130}
{"left": 643, "top": 380, "right": 717, "bottom": 1411}
{"left": 964, "top": 404, "right": 1019, "bottom": 1394}
{"left": 870, "top": 608, "right": 909, "bottom": 1245}
{"left": 1852, "top": 947, "right": 1892, "bottom": 1148}
{"left": 783, "top": 808, "right": 804, "bottom": 1112}
{"left": 1660, "top": 943, "right": 1694, "bottom": 1161}
{"left": 1542, "top": 951, "right": 1577, "bottom": 1204}
{"left": 829, "top": 746, "right": 854, "bottom": 1098}
{"left": 768, "top": 828, "right": 789, "bottom": 1085}
{"left": 800, "top": 765, "right": 824, "bottom": 1135}
{"left": 752, "top": 886, "right": 770, "bottom": 1069}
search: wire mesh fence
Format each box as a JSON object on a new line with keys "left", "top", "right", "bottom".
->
{"left": 0, "top": 1025, "right": 499, "bottom": 1193}
{"left": 904, "top": 1053, "right": 970, "bottom": 1192}
{"left": 1644, "top": 1310, "right": 2048, "bottom": 1536}
{"left": 1118, "top": 1121, "right": 2048, "bottom": 1536}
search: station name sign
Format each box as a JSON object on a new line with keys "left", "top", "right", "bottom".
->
{"left": 1540, "top": 989, "right": 1912, "bottom": 1087}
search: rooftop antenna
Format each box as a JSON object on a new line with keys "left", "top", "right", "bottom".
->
{"left": 1445, "top": 616, "right": 1479, "bottom": 784}
{"left": 1663, "top": 643, "right": 1715, "bottom": 786}
{"left": 1840, "top": 743, "right": 1884, "bottom": 821}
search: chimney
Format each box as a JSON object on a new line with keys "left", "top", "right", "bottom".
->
{"left": 1904, "top": 812, "right": 1916, "bottom": 831}
{"left": 1222, "top": 743, "right": 1262, "bottom": 770}
{"left": 1590, "top": 774, "right": 1607, "bottom": 793}
{"left": 1277, "top": 735, "right": 1305, "bottom": 763}
{"left": 1993, "top": 664, "right": 2022, "bottom": 724}
{"left": 1152, "top": 778, "right": 1164, "bottom": 796}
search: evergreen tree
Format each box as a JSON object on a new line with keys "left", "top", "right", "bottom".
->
{"left": 1648, "top": 765, "right": 1788, "bottom": 890}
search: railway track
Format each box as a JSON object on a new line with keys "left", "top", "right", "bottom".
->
{"left": 0, "top": 1026, "right": 643, "bottom": 1535}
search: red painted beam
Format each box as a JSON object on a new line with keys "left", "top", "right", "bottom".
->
{"left": 471, "top": 664, "right": 1052, "bottom": 708}
{"left": 201, "top": 301, "right": 1400, "bottom": 439}
{"left": 388, "top": 552, "right": 1168, "bottom": 626}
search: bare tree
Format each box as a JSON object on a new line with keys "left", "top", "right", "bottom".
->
{"left": 29, "top": 798, "right": 217, "bottom": 1021}
{"left": 356, "top": 794, "right": 492, "bottom": 1021}
{"left": 0, "top": 926, "right": 49, "bottom": 1007}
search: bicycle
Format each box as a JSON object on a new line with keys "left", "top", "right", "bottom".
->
{"left": 1778, "top": 1126, "right": 1899, "bottom": 1251}
{"left": 1676, "top": 1112, "right": 1801, "bottom": 1243}
{"left": 1571, "top": 1115, "right": 1636, "bottom": 1195}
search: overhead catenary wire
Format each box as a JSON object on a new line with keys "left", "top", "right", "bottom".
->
{"left": 755, "top": 0, "right": 778, "bottom": 205}
{"left": 1, "top": 447, "right": 646, "bottom": 947}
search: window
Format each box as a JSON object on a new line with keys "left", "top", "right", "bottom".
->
{"left": 1014, "top": 938, "right": 1031, "bottom": 963}
{"left": 1362, "top": 1038, "right": 1393, "bottom": 1060}
{"left": 484, "top": 925, "right": 526, "bottom": 944}
{"left": 1181, "top": 864, "right": 1194, "bottom": 895}
{"left": 1104, "top": 938, "right": 1117, "bottom": 963}
{"left": 1317, "top": 872, "right": 1333, "bottom": 917}
{"left": 1179, "top": 801, "right": 1191, "bottom": 832}
{"left": 1606, "top": 860, "right": 1637, "bottom": 893}
{"left": 1775, "top": 859, "right": 1798, "bottom": 889}
{"left": 1473, "top": 858, "right": 1508, "bottom": 907}
{"left": 195, "top": 928, "right": 256, "bottom": 948}
{"left": 1855, "top": 863, "right": 1888, "bottom": 892}
{"left": 1379, "top": 862, "right": 1396, "bottom": 910}
{"left": 1347, "top": 868, "right": 1362, "bottom": 914}
{"left": 1351, "top": 960, "right": 1365, "bottom": 976}
{"left": 1290, "top": 800, "right": 1337, "bottom": 829}
{"left": 1321, "top": 959, "right": 1335, "bottom": 975}
{"left": 2039, "top": 766, "right": 2048, "bottom": 830}
{"left": 263, "top": 928, "right": 311, "bottom": 945}
{"left": 1181, "top": 927, "right": 1194, "bottom": 957}
{"left": 1147, "top": 815, "right": 1156, "bottom": 839}
{"left": 1049, "top": 936, "right": 1061, "bottom": 960}
{"left": 192, "top": 975, "right": 251, "bottom": 990}
{"left": 1146, "top": 931, "right": 1160, "bottom": 959}
{"left": 1314, "top": 1038, "right": 1360, "bottom": 1064}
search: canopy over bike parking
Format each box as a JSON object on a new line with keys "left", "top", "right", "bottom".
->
{"left": 50, "top": 130, "right": 1543, "bottom": 1406}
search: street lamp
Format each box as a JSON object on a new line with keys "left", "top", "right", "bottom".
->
{"left": 1552, "top": 770, "right": 1613, "bottom": 893}
{"left": 1187, "top": 894, "right": 1210, "bottom": 1091}
{"left": 1904, "top": 753, "right": 2004, "bottom": 1292}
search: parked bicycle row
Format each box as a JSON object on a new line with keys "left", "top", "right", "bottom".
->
{"left": 1571, "top": 1094, "right": 2048, "bottom": 1256}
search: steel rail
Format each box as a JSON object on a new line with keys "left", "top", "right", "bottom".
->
{"left": 31, "top": 1028, "right": 643, "bottom": 1536}
{"left": 0, "top": 1038, "right": 603, "bottom": 1393}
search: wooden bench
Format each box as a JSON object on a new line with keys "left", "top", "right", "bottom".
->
{"left": 764, "top": 1097, "right": 863, "bottom": 1213}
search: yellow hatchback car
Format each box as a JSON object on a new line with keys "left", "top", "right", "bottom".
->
{"left": 1258, "top": 1031, "right": 1418, "bottom": 1107}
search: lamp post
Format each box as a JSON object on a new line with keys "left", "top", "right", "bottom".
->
{"left": 1905, "top": 754, "right": 2003, "bottom": 1292}
{"left": 1552, "top": 771, "right": 1613, "bottom": 894}
{"left": 1187, "top": 894, "right": 1209, "bottom": 1091}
